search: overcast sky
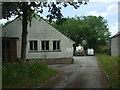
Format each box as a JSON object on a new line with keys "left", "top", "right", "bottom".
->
{"left": 0, "top": 0, "right": 119, "bottom": 36}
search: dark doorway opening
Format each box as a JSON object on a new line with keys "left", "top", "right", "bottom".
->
{"left": 2, "top": 37, "right": 18, "bottom": 62}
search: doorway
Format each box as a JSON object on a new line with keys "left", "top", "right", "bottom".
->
{"left": 2, "top": 37, "right": 18, "bottom": 62}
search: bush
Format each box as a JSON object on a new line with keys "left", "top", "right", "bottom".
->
{"left": 97, "top": 46, "right": 110, "bottom": 55}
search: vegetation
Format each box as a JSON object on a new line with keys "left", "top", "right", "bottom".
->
{"left": 52, "top": 16, "right": 111, "bottom": 53}
{"left": 2, "top": 61, "right": 58, "bottom": 88}
{"left": 96, "top": 54, "right": 120, "bottom": 88}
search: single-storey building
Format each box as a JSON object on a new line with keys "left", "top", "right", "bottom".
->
{"left": 2, "top": 16, "right": 74, "bottom": 64}
{"left": 110, "top": 31, "right": 120, "bottom": 56}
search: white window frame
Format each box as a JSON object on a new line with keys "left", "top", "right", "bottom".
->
{"left": 29, "top": 40, "right": 38, "bottom": 51}
{"left": 53, "top": 40, "right": 60, "bottom": 51}
{"left": 41, "top": 40, "right": 49, "bottom": 51}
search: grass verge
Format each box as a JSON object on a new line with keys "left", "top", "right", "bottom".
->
{"left": 96, "top": 54, "right": 120, "bottom": 88}
{"left": 2, "top": 61, "right": 58, "bottom": 88}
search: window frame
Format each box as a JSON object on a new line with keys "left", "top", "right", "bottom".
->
{"left": 29, "top": 40, "right": 38, "bottom": 51}
{"left": 41, "top": 40, "right": 49, "bottom": 51}
{"left": 53, "top": 40, "right": 60, "bottom": 51}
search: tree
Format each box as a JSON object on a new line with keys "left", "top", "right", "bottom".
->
{"left": 52, "top": 16, "right": 111, "bottom": 53}
{"left": 2, "top": 1, "right": 88, "bottom": 60}
{"left": 83, "top": 16, "right": 111, "bottom": 52}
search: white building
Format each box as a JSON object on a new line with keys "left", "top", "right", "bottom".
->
{"left": 111, "top": 31, "right": 120, "bottom": 56}
{"left": 2, "top": 16, "right": 74, "bottom": 63}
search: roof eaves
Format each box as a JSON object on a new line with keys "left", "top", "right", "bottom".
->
{"left": 2, "top": 16, "right": 20, "bottom": 28}
{"left": 110, "top": 31, "right": 120, "bottom": 39}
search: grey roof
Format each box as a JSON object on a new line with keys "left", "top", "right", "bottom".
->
{"left": 111, "top": 31, "right": 120, "bottom": 38}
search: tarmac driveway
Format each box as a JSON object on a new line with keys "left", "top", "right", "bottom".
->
{"left": 46, "top": 56, "right": 109, "bottom": 88}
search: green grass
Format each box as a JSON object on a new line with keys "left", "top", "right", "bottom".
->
{"left": 96, "top": 54, "right": 120, "bottom": 88}
{"left": 2, "top": 61, "right": 58, "bottom": 88}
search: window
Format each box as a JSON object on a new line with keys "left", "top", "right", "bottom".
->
{"left": 29, "top": 41, "right": 38, "bottom": 51}
{"left": 53, "top": 41, "right": 60, "bottom": 50}
{"left": 41, "top": 41, "right": 49, "bottom": 50}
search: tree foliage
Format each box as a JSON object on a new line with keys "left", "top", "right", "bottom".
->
{"left": 52, "top": 16, "right": 111, "bottom": 53}
{"left": 2, "top": 1, "right": 88, "bottom": 22}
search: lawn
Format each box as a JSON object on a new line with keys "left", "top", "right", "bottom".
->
{"left": 96, "top": 54, "right": 120, "bottom": 88}
{"left": 2, "top": 60, "right": 58, "bottom": 88}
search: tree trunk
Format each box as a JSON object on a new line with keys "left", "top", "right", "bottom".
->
{"left": 21, "top": 3, "right": 28, "bottom": 60}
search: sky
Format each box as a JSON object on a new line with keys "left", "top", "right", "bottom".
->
{"left": 60, "top": 0, "right": 119, "bottom": 37}
{"left": 0, "top": 0, "right": 119, "bottom": 36}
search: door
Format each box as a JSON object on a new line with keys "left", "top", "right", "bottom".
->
{"left": 2, "top": 38, "right": 18, "bottom": 62}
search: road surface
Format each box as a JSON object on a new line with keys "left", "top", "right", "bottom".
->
{"left": 40, "top": 56, "right": 109, "bottom": 88}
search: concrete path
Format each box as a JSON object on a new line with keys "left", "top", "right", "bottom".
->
{"left": 48, "top": 56, "right": 108, "bottom": 88}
